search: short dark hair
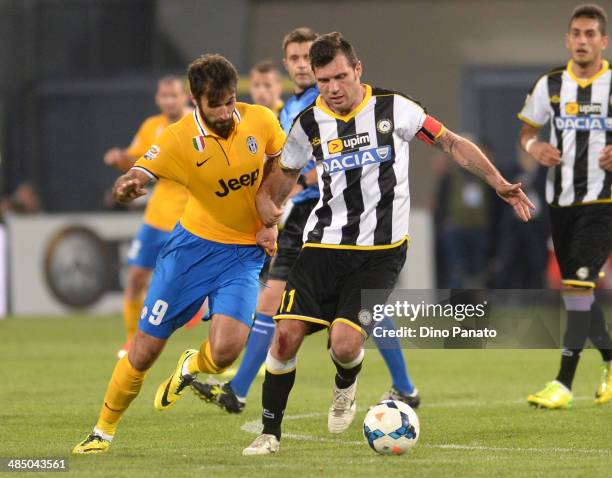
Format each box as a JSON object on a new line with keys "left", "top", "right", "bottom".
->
{"left": 250, "top": 59, "right": 280, "bottom": 76}
{"left": 570, "top": 4, "right": 607, "bottom": 35}
{"left": 282, "top": 27, "right": 318, "bottom": 56}
{"left": 187, "top": 54, "right": 238, "bottom": 103}
{"left": 309, "top": 32, "right": 359, "bottom": 70}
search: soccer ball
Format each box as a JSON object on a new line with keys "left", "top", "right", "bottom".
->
{"left": 363, "top": 400, "right": 420, "bottom": 455}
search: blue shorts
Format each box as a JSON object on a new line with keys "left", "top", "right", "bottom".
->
{"left": 139, "top": 223, "right": 266, "bottom": 339}
{"left": 127, "top": 223, "right": 172, "bottom": 269}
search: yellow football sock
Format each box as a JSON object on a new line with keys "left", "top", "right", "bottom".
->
{"left": 95, "top": 356, "right": 147, "bottom": 436}
{"left": 123, "top": 297, "right": 143, "bottom": 341}
{"left": 186, "top": 340, "right": 226, "bottom": 375}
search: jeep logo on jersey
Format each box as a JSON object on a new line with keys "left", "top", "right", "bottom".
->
{"left": 214, "top": 168, "right": 259, "bottom": 197}
{"left": 321, "top": 146, "right": 392, "bottom": 173}
{"left": 555, "top": 116, "right": 612, "bottom": 131}
{"left": 564, "top": 102, "right": 603, "bottom": 116}
{"left": 327, "top": 132, "right": 370, "bottom": 154}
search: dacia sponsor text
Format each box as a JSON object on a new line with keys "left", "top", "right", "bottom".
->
{"left": 555, "top": 116, "right": 612, "bottom": 131}
{"left": 321, "top": 146, "right": 392, "bottom": 173}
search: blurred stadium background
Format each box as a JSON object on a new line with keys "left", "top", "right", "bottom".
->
{"left": 0, "top": 0, "right": 611, "bottom": 317}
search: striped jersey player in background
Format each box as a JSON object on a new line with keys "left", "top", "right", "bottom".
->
{"left": 102, "top": 76, "right": 191, "bottom": 359}
{"left": 519, "top": 4, "right": 612, "bottom": 409}
{"left": 244, "top": 32, "right": 534, "bottom": 455}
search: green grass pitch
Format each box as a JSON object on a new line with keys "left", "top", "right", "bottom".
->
{"left": 1, "top": 316, "right": 610, "bottom": 477}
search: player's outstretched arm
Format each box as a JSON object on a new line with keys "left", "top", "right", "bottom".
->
{"left": 256, "top": 156, "right": 301, "bottom": 226}
{"left": 112, "top": 168, "right": 150, "bottom": 204}
{"left": 518, "top": 124, "right": 561, "bottom": 167}
{"left": 436, "top": 128, "right": 535, "bottom": 222}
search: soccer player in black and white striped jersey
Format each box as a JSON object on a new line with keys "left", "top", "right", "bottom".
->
{"left": 243, "top": 32, "right": 534, "bottom": 455}
{"left": 519, "top": 4, "right": 612, "bottom": 409}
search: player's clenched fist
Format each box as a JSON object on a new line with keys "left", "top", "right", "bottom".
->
{"left": 599, "top": 145, "right": 612, "bottom": 171}
{"left": 529, "top": 141, "right": 562, "bottom": 167}
{"left": 256, "top": 225, "right": 278, "bottom": 256}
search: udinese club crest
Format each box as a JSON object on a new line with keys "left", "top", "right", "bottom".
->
{"left": 377, "top": 118, "right": 393, "bottom": 134}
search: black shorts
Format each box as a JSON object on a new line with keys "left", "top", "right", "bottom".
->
{"left": 275, "top": 240, "right": 408, "bottom": 335}
{"left": 549, "top": 203, "right": 612, "bottom": 287}
{"left": 268, "top": 198, "right": 318, "bottom": 281}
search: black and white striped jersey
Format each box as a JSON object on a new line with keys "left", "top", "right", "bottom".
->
{"left": 518, "top": 60, "right": 612, "bottom": 207}
{"left": 280, "top": 84, "right": 443, "bottom": 249}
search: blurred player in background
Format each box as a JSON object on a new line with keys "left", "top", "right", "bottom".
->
{"left": 249, "top": 59, "right": 284, "bottom": 116}
{"left": 519, "top": 4, "right": 612, "bottom": 409}
{"left": 73, "top": 54, "right": 285, "bottom": 454}
{"left": 193, "top": 26, "right": 422, "bottom": 414}
{"left": 103, "top": 76, "right": 191, "bottom": 358}
{"left": 244, "top": 32, "right": 534, "bottom": 455}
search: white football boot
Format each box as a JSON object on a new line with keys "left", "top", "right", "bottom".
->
{"left": 242, "top": 434, "right": 280, "bottom": 456}
{"left": 328, "top": 380, "right": 357, "bottom": 433}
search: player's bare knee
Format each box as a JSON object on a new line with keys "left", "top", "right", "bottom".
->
{"left": 330, "top": 324, "right": 364, "bottom": 362}
{"left": 271, "top": 330, "right": 299, "bottom": 361}
{"left": 330, "top": 340, "right": 362, "bottom": 364}
{"left": 128, "top": 332, "right": 165, "bottom": 371}
{"left": 271, "top": 320, "right": 304, "bottom": 361}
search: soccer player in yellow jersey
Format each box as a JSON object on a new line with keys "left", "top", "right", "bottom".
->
{"left": 73, "top": 54, "right": 285, "bottom": 454}
{"left": 249, "top": 60, "right": 284, "bottom": 116}
{"left": 103, "top": 76, "right": 191, "bottom": 358}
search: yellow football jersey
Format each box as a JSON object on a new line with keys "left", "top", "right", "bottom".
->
{"left": 127, "top": 114, "right": 190, "bottom": 231}
{"left": 134, "top": 103, "right": 286, "bottom": 245}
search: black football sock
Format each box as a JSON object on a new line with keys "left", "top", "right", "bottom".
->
{"left": 331, "top": 349, "right": 364, "bottom": 389}
{"left": 261, "top": 367, "right": 296, "bottom": 440}
{"left": 589, "top": 301, "right": 612, "bottom": 362}
{"left": 556, "top": 309, "right": 590, "bottom": 389}
{"left": 556, "top": 348, "right": 583, "bottom": 389}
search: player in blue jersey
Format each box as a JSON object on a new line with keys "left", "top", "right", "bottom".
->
{"left": 192, "top": 28, "right": 419, "bottom": 412}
